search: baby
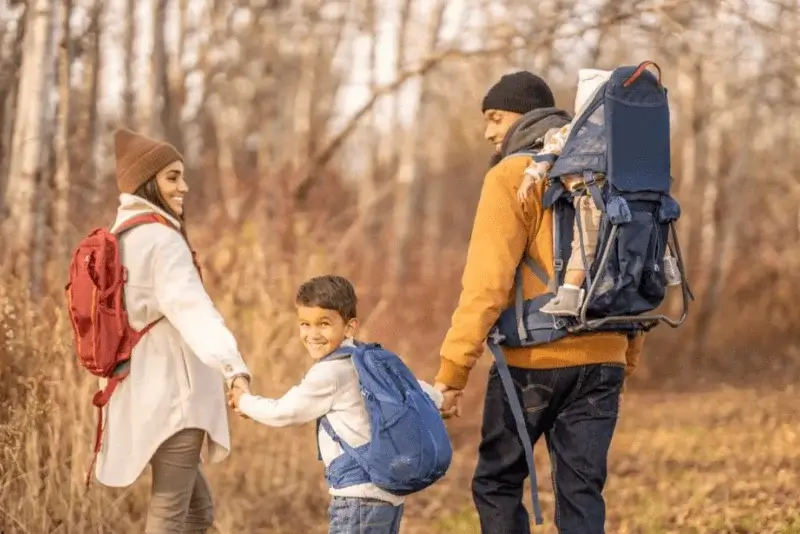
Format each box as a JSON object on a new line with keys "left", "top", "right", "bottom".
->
{"left": 518, "top": 69, "right": 680, "bottom": 316}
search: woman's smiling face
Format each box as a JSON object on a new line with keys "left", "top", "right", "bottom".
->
{"left": 155, "top": 160, "right": 188, "bottom": 217}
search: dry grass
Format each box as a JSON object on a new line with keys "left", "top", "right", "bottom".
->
{"left": 430, "top": 383, "right": 800, "bottom": 534}
{"left": 1, "top": 240, "right": 799, "bottom": 534}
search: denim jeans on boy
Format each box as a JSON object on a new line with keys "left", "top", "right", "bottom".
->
{"left": 328, "top": 496, "right": 404, "bottom": 534}
{"left": 472, "top": 362, "right": 624, "bottom": 534}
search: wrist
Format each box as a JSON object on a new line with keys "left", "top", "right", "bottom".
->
{"left": 228, "top": 373, "right": 251, "bottom": 388}
{"left": 434, "top": 359, "right": 469, "bottom": 391}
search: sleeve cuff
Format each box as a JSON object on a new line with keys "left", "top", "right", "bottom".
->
{"left": 434, "top": 359, "right": 470, "bottom": 391}
{"left": 236, "top": 393, "right": 258, "bottom": 417}
{"left": 224, "top": 366, "right": 251, "bottom": 387}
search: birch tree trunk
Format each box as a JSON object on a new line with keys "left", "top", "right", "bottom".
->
{"left": 138, "top": 0, "right": 155, "bottom": 136}
{"left": 421, "top": 118, "right": 446, "bottom": 284}
{"left": 168, "top": 0, "right": 188, "bottom": 153}
{"left": 30, "top": 0, "right": 57, "bottom": 298}
{"left": 2, "top": 0, "right": 52, "bottom": 279}
{"left": 151, "top": 0, "right": 168, "bottom": 139}
{"left": 385, "top": 0, "right": 447, "bottom": 296}
{"left": 0, "top": 5, "right": 26, "bottom": 212}
{"left": 52, "top": 0, "right": 72, "bottom": 263}
{"left": 86, "top": 0, "right": 103, "bottom": 208}
{"left": 358, "top": 0, "right": 381, "bottom": 295}
{"left": 122, "top": 0, "right": 136, "bottom": 126}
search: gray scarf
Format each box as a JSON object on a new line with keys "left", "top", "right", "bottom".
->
{"left": 492, "top": 107, "right": 572, "bottom": 166}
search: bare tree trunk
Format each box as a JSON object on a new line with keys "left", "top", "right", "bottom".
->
{"left": 87, "top": 0, "right": 103, "bottom": 208}
{"left": 292, "top": 35, "right": 318, "bottom": 171}
{"left": 167, "top": 0, "right": 188, "bottom": 153}
{"left": 689, "top": 55, "right": 727, "bottom": 360}
{"left": 52, "top": 0, "right": 72, "bottom": 265}
{"left": 151, "top": 0, "right": 168, "bottom": 139}
{"left": 30, "top": 0, "right": 58, "bottom": 299}
{"left": 208, "top": 100, "right": 242, "bottom": 223}
{"left": 0, "top": 4, "right": 27, "bottom": 212}
{"left": 138, "top": 0, "right": 155, "bottom": 135}
{"left": 2, "top": 0, "right": 52, "bottom": 281}
{"left": 668, "top": 51, "right": 702, "bottom": 319}
{"left": 122, "top": 0, "right": 136, "bottom": 127}
{"left": 358, "top": 0, "right": 381, "bottom": 295}
{"left": 385, "top": 0, "right": 447, "bottom": 297}
{"left": 421, "top": 123, "right": 446, "bottom": 284}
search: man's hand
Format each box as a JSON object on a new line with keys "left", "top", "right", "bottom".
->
{"left": 434, "top": 382, "right": 463, "bottom": 419}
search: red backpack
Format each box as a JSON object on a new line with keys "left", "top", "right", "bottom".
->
{"left": 65, "top": 212, "right": 200, "bottom": 487}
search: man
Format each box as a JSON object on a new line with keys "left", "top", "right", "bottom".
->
{"left": 433, "top": 71, "right": 644, "bottom": 533}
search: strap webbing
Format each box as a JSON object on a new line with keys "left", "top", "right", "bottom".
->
{"left": 583, "top": 171, "right": 606, "bottom": 212}
{"left": 552, "top": 208, "right": 565, "bottom": 291}
{"left": 523, "top": 256, "right": 550, "bottom": 287}
{"left": 572, "top": 199, "right": 594, "bottom": 289}
{"left": 486, "top": 342, "right": 544, "bottom": 525}
{"left": 514, "top": 266, "right": 527, "bottom": 342}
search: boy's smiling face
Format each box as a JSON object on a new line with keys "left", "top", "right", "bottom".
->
{"left": 297, "top": 306, "right": 358, "bottom": 360}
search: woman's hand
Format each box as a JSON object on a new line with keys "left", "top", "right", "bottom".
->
{"left": 230, "top": 374, "right": 251, "bottom": 394}
{"left": 227, "top": 374, "right": 251, "bottom": 418}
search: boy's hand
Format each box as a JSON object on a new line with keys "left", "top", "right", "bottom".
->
{"left": 434, "top": 382, "right": 463, "bottom": 419}
{"left": 227, "top": 385, "right": 250, "bottom": 419}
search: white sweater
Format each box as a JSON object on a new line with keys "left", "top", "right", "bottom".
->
{"left": 237, "top": 342, "right": 443, "bottom": 506}
{"left": 96, "top": 194, "right": 250, "bottom": 487}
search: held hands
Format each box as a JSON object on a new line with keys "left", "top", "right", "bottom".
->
{"left": 227, "top": 375, "right": 251, "bottom": 419}
{"left": 434, "top": 382, "right": 463, "bottom": 419}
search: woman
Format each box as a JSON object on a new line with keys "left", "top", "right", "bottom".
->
{"left": 95, "top": 128, "right": 251, "bottom": 533}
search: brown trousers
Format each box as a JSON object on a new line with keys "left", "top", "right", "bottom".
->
{"left": 145, "top": 428, "right": 215, "bottom": 534}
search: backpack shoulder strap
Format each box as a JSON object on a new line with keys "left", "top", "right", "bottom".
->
{"left": 498, "top": 149, "right": 539, "bottom": 166}
{"left": 113, "top": 213, "right": 175, "bottom": 237}
{"left": 485, "top": 341, "right": 544, "bottom": 525}
{"left": 317, "top": 343, "right": 356, "bottom": 364}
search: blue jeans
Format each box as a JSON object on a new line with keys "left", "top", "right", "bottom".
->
{"left": 328, "top": 496, "right": 404, "bottom": 534}
{"left": 472, "top": 363, "right": 624, "bottom": 534}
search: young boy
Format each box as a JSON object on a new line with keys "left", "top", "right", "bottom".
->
{"left": 228, "top": 275, "right": 443, "bottom": 534}
{"left": 517, "top": 68, "right": 681, "bottom": 316}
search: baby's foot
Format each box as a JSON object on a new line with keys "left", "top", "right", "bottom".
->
{"left": 540, "top": 285, "right": 584, "bottom": 316}
{"left": 663, "top": 255, "right": 681, "bottom": 286}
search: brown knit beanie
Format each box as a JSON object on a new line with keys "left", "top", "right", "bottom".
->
{"left": 114, "top": 128, "right": 183, "bottom": 194}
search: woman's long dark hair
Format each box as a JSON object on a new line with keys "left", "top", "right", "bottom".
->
{"left": 133, "top": 176, "right": 191, "bottom": 244}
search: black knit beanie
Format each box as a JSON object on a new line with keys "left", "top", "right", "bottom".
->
{"left": 481, "top": 71, "right": 556, "bottom": 114}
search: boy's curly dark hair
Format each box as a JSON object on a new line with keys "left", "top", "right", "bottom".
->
{"left": 295, "top": 275, "right": 358, "bottom": 321}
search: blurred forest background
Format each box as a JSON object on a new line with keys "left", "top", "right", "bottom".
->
{"left": 1, "top": 0, "right": 798, "bottom": 532}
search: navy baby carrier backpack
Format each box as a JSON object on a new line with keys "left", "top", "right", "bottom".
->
{"left": 316, "top": 341, "right": 452, "bottom": 496}
{"left": 487, "top": 61, "right": 693, "bottom": 525}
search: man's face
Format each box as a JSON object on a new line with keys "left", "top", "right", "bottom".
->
{"left": 483, "top": 109, "right": 523, "bottom": 153}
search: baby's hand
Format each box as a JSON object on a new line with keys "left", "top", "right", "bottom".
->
{"left": 517, "top": 174, "right": 535, "bottom": 203}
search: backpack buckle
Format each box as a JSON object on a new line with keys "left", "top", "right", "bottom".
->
{"left": 488, "top": 328, "right": 506, "bottom": 345}
{"left": 553, "top": 259, "right": 564, "bottom": 271}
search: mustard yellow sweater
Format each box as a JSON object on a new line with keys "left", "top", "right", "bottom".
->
{"left": 436, "top": 154, "right": 644, "bottom": 390}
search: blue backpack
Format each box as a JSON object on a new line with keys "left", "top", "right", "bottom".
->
{"left": 486, "top": 61, "right": 694, "bottom": 525}
{"left": 316, "top": 341, "right": 453, "bottom": 496}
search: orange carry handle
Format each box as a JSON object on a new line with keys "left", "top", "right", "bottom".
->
{"left": 623, "top": 61, "right": 662, "bottom": 88}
